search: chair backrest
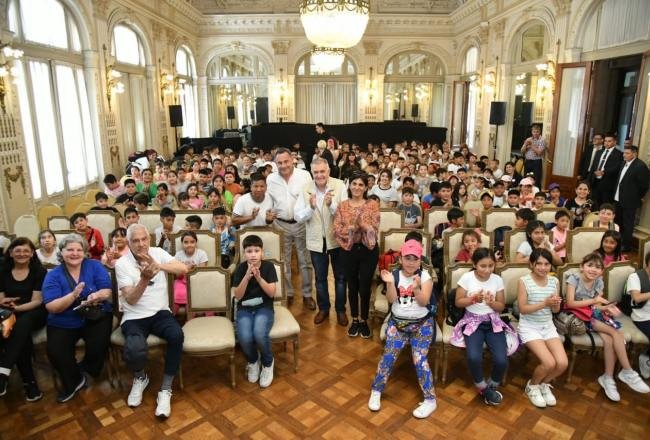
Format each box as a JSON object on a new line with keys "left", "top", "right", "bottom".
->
{"left": 604, "top": 261, "right": 637, "bottom": 303}
{"left": 113, "top": 204, "right": 127, "bottom": 217}
{"left": 582, "top": 212, "right": 599, "bottom": 229}
{"left": 379, "top": 208, "right": 404, "bottom": 236}
{"left": 556, "top": 263, "right": 581, "bottom": 298}
{"left": 53, "top": 229, "right": 76, "bottom": 244}
{"left": 48, "top": 216, "right": 71, "bottom": 231}
{"left": 13, "top": 215, "right": 40, "bottom": 243}
{"left": 63, "top": 195, "right": 85, "bottom": 217}
{"left": 446, "top": 263, "right": 473, "bottom": 294}
{"left": 497, "top": 264, "right": 531, "bottom": 305}
{"left": 169, "top": 231, "right": 220, "bottom": 267}
{"left": 84, "top": 188, "right": 101, "bottom": 204}
{"left": 75, "top": 202, "right": 93, "bottom": 214}
{"left": 380, "top": 228, "right": 432, "bottom": 258}
{"left": 0, "top": 231, "right": 15, "bottom": 251}
{"left": 87, "top": 211, "right": 120, "bottom": 246}
{"left": 536, "top": 207, "right": 572, "bottom": 228}
{"left": 423, "top": 207, "right": 450, "bottom": 237}
{"left": 481, "top": 208, "right": 516, "bottom": 233}
{"left": 463, "top": 200, "right": 483, "bottom": 227}
{"left": 37, "top": 204, "right": 64, "bottom": 229}
{"left": 138, "top": 210, "right": 162, "bottom": 233}
{"left": 174, "top": 210, "right": 214, "bottom": 231}
{"left": 504, "top": 229, "right": 527, "bottom": 262}
{"left": 639, "top": 236, "right": 650, "bottom": 267}
{"left": 566, "top": 227, "right": 605, "bottom": 263}
{"left": 443, "top": 228, "right": 491, "bottom": 268}
{"left": 235, "top": 226, "right": 284, "bottom": 264}
{"left": 267, "top": 258, "right": 287, "bottom": 304}
{"left": 187, "top": 267, "right": 231, "bottom": 316}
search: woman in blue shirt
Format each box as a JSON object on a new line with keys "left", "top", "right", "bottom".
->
{"left": 42, "top": 234, "right": 113, "bottom": 403}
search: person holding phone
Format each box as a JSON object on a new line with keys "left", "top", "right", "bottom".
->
{"left": 0, "top": 237, "right": 48, "bottom": 402}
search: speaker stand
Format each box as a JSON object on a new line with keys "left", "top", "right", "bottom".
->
{"left": 174, "top": 126, "right": 180, "bottom": 151}
{"left": 492, "top": 124, "right": 500, "bottom": 160}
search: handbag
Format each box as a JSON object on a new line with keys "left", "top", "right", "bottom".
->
{"left": 0, "top": 308, "right": 16, "bottom": 338}
{"left": 62, "top": 262, "right": 104, "bottom": 321}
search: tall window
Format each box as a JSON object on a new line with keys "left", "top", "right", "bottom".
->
{"left": 463, "top": 47, "right": 479, "bottom": 149}
{"left": 383, "top": 51, "right": 446, "bottom": 126}
{"left": 175, "top": 47, "right": 198, "bottom": 137}
{"left": 294, "top": 53, "right": 357, "bottom": 124}
{"left": 9, "top": 0, "right": 98, "bottom": 199}
{"left": 111, "top": 24, "right": 151, "bottom": 152}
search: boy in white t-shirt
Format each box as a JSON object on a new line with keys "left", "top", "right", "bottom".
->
{"left": 369, "top": 240, "right": 437, "bottom": 419}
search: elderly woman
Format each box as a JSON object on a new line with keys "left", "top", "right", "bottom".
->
{"left": 0, "top": 237, "right": 47, "bottom": 402}
{"left": 42, "top": 234, "right": 113, "bottom": 403}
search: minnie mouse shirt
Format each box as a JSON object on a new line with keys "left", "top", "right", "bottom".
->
{"left": 390, "top": 269, "right": 432, "bottom": 320}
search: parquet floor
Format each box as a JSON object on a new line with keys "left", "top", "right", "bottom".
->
{"left": 1, "top": 269, "right": 649, "bottom": 439}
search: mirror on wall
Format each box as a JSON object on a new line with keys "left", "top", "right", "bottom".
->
{"left": 521, "top": 24, "right": 545, "bottom": 62}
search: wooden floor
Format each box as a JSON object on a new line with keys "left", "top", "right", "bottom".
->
{"left": 1, "top": 277, "right": 649, "bottom": 439}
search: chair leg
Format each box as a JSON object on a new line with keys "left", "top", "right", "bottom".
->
{"left": 567, "top": 347, "right": 577, "bottom": 383}
{"left": 442, "top": 345, "right": 449, "bottom": 384}
{"left": 112, "top": 346, "right": 124, "bottom": 389}
{"left": 179, "top": 362, "right": 184, "bottom": 390}
{"left": 230, "top": 352, "right": 236, "bottom": 389}
{"left": 433, "top": 343, "right": 440, "bottom": 383}
{"left": 292, "top": 339, "right": 299, "bottom": 372}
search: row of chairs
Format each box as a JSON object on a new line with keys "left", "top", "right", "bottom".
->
{"left": 373, "top": 261, "right": 649, "bottom": 384}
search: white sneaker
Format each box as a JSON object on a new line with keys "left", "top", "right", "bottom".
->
{"left": 598, "top": 374, "right": 620, "bottom": 402}
{"left": 259, "top": 360, "right": 274, "bottom": 388}
{"left": 539, "top": 383, "right": 557, "bottom": 406}
{"left": 155, "top": 390, "right": 172, "bottom": 418}
{"left": 368, "top": 390, "right": 381, "bottom": 411}
{"left": 638, "top": 353, "right": 650, "bottom": 380}
{"left": 617, "top": 369, "right": 650, "bottom": 394}
{"left": 412, "top": 399, "right": 437, "bottom": 418}
{"left": 524, "top": 380, "right": 546, "bottom": 408}
{"left": 247, "top": 360, "right": 260, "bottom": 383}
{"left": 127, "top": 375, "right": 149, "bottom": 407}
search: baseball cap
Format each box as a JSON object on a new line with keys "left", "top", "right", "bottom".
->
{"left": 548, "top": 182, "right": 560, "bottom": 190}
{"left": 401, "top": 240, "right": 423, "bottom": 258}
{"left": 520, "top": 177, "right": 534, "bottom": 186}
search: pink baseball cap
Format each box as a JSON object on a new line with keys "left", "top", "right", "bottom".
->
{"left": 520, "top": 177, "right": 534, "bottom": 186}
{"left": 401, "top": 240, "right": 423, "bottom": 258}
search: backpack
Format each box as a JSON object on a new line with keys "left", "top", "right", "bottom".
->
{"left": 392, "top": 268, "right": 437, "bottom": 318}
{"left": 378, "top": 250, "right": 400, "bottom": 272}
{"left": 620, "top": 270, "right": 649, "bottom": 315}
{"left": 552, "top": 311, "right": 587, "bottom": 336}
{"left": 445, "top": 287, "right": 465, "bottom": 326}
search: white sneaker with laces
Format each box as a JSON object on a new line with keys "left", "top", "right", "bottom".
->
{"left": 247, "top": 360, "right": 260, "bottom": 383}
{"left": 524, "top": 380, "right": 546, "bottom": 408}
{"left": 598, "top": 374, "right": 621, "bottom": 401}
{"left": 539, "top": 383, "right": 557, "bottom": 406}
{"left": 617, "top": 369, "right": 650, "bottom": 394}
{"left": 127, "top": 375, "right": 149, "bottom": 407}
{"left": 155, "top": 389, "right": 172, "bottom": 418}
{"left": 259, "top": 360, "right": 274, "bottom": 388}
{"left": 368, "top": 390, "right": 381, "bottom": 411}
{"left": 412, "top": 399, "right": 437, "bottom": 418}
{"left": 639, "top": 353, "right": 650, "bottom": 379}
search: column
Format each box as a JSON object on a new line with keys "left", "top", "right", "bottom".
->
{"left": 197, "top": 75, "right": 209, "bottom": 137}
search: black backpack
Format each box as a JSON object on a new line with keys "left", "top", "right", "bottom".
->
{"left": 620, "top": 276, "right": 648, "bottom": 316}
{"left": 445, "top": 287, "right": 465, "bottom": 326}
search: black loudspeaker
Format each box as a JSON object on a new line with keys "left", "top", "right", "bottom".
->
{"left": 169, "top": 105, "right": 183, "bottom": 127}
{"left": 489, "top": 101, "right": 506, "bottom": 125}
{"left": 411, "top": 104, "right": 419, "bottom": 118}
{"left": 521, "top": 102, "right": 534, "bottom": 128}
{"left": 255, "top": 97, "right": 268, "bottom": 124}
{"left": 249, "top": 110, "right": 255, "bottom": 120}
{"left": 227, "top": 106, "right": 236, "bottom": 120}
{"left": 392, "top": 109, "right": 399, "bottom": 120}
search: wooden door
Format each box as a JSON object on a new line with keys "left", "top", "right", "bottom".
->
{"left": 545, "top": 62, "right": 592, "bottom": 193}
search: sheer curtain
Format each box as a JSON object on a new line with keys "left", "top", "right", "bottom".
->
{"left": 295, "top": 81, "right": 357, "bottom": 124}
{"left": 180, "top": 83, "right": 197, "bottom": 137}
{"left": 117, "top": 73, "right": 150, "bottom": 151}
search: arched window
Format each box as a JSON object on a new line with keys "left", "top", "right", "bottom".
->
{"left": 175, "top": 46, "right": 198, "bottom": 137}
{"left": 10, "top": 0, "right": 98, "bottom": 200}
{"left": 206, "top": 53, "right": 268, "bottom": 132}
{"left": 111, "top": 23, "right": 151, "bottom": 152}
{"left": 383, "top": 51, "right": 446, "bottom": 126}
{"left": 294, "top": 52, "right": 357, "bottom": 124}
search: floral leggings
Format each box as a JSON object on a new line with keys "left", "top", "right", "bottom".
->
{"left": 371, "top": 317, "right": 436, "bottom": 401}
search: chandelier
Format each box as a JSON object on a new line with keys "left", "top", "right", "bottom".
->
{"left": 300, "top": 1, "right": 369, "bottom": 73}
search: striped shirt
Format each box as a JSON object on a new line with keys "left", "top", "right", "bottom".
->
{"left": 519, "top": 273, "right": 558, "bottom": 325}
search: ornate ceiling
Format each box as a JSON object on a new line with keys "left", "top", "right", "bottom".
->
{"left": 189, "top": 0, "right": 467, "bottom": 15}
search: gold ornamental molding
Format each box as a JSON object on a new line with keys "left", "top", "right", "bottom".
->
{"left": 3, "top": 165, "right": 25, "bottom": 198}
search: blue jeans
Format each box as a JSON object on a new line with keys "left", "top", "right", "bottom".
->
{"left": 236, "top": 307, "right": 274, "bottom": 367}
{"left": 463, "top": 321, "right": 508, "bottom": 385}
{"left": 310, "top": 247, "right": 346, "bottom": 313}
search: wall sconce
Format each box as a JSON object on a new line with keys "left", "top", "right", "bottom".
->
{"left": 536, "top": 61, "right": 556, "bottom": 94}
{"left": 0, "top": 42, "right": 23, "bottom": 113}
{"left": 415, "top": 83, "right": 429, "bottom": 102}
{"left": 159, "top": 60, "right": 186, "bottom": 106}
{"left": 103, "top": 44, "right": 124, "bottom": 113}
{"left": 365, "top": 67, "right": 377, "bottom": 105}
{"left": 275, "top": 68, "right": 287, "bottom": 106}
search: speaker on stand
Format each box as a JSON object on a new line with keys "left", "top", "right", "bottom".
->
{"left": 411, "top": 104, "right": 419, "bottom": 122}
{"left": 489, "top": 101, "right": 506, "bottom": 160}
{"left": 168, "top": 105, "right": 183, "bottom": 150}
{"left": 227, "top": 106, "right": 236, "bottom": 129}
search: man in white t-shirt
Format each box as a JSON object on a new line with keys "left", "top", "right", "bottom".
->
{"left": 115, "top": 224, "right": 187, "bottom": 418}
{"left": 232, "top": 172, "right": 276, "bottom": 228}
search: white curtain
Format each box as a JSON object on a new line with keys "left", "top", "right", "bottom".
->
{"left": 180, "top": 83, "right": 198, "bottom": 138}
{"left": 295, "top": 81, "right": 357, "bottom": 124}
{"left": 598, "top": 0, "right": 650, "bottom": 49}
{"left": 118, "top": 73, "right": 150, "bottom": 152}
{"left": 552, "top": 66, "right": 586, "bottom": 177}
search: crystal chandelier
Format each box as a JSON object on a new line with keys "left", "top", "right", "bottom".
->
{"left": 300, "top": 1, "right": 369, "bottom": 73}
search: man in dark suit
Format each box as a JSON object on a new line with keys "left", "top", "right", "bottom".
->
{"left": 589, "top": 133, "right": 623, "bottom": 207}
{"left": 614, "top": 145, "right": 649, "bottom": 251}
{"left": 578, "top": 133, "right": 604, "bottom": 182}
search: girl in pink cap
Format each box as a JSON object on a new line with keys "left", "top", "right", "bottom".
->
{"left": 369, "top": 239, "right": 437, "bottom": 419}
